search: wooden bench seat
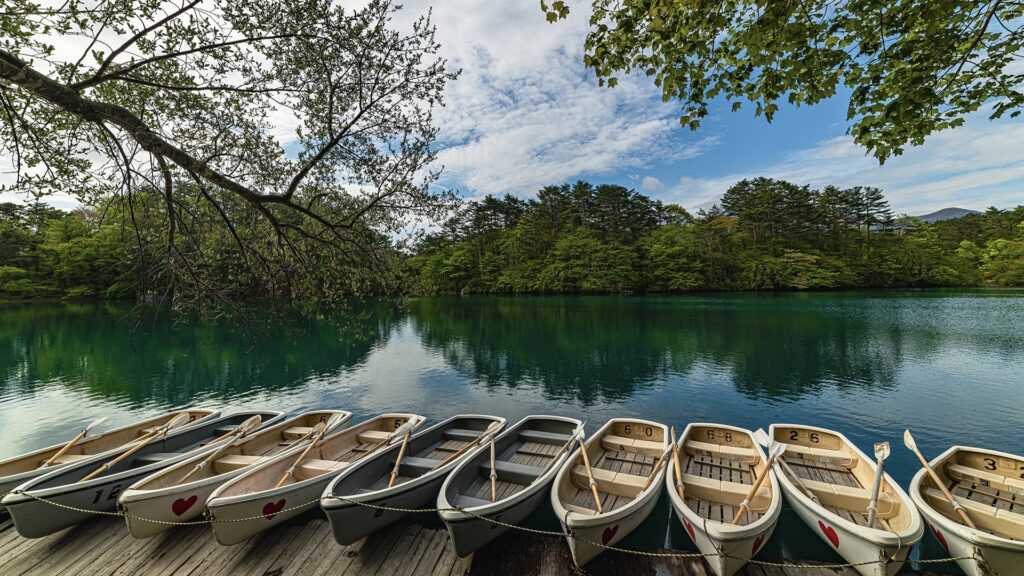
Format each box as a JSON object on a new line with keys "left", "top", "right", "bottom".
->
{"left": 478, "top": 461, "right": 544, "bottom": 484}
{"left": 45, "top": 453, "right": 93, "bottom": 465}
{"left": 600, "top": 435, "right": 663, "bottom": 454}
{"left": 295, "top": 458, "right": 348, "bottom": 477}
{"left": 454, "top": 494, "right": 491, "bottom": 509}
{"left": 282, "top": 426, "right": 313, "bottom": 440}
{"left": 443, "top": 429, "right": 482, "bottom": 443}
{"left": 213, "top": 454, "right": 266, "bottom": 473}
{"left": 946, "top": 463, "right": 1024, "bottom": 492}
{"left": 133, "top": 452, "right": 181, "bottom": 466}
{"left": 398, "top": 456, "right": 443, "bottom": 477}
{"left": 781, "top": 443, "right": 856, "bottom": 466}
{"left": 518, "top": 430, "right": 572, "bottom": 445}
{"left": 685, "top": 440, "right": 758, "bottom": 461}
{"left": 356, "top": 430, "right": 391, "bottom": 444}
{"left": 572, "top": 465, "right": 648, "bottom": 498}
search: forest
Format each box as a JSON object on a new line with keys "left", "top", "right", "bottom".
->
{"left": 2, "top": 177, "right": 1021, "bottom": 300}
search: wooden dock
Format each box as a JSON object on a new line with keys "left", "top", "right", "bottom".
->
{"left": 0, "top": 515, "right": 946, "bottom": 576}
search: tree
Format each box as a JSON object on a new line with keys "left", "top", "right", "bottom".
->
{"left": 543, "top": 1, "right": 1024, "bottom": 161}
{"left": 1, "top": 0, "right": 457, "bottom": 312}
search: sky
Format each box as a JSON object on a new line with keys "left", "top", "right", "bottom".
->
{"left": 3, "top": 1, "right": 1023, "bottom": 216}
{"left": 404, "top": 1, "right": 1024, "bottom": 215}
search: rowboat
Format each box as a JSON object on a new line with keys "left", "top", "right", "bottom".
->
{"left": 666, "top": 423, "right": 781, "bottom": 576}
{"left": 909, "top": 445, "right": 1024, "bottom": 576}
{"left": 769, "top": 424, "right": 923, "bottom": 576}
{"left": 0, "top": 408, "right": 219, "bottom": 507}
{"left": 206, "top": 413, "right": 424, "bottom": 545}
{"left": 1, "top": 410, "right": 283, "bottom": 538}
{"left": 550, "top": 418, "right": 670, "bottom": 567}
{"left": 119, "top": 410, "right": 352, "bottom": 539}
{"left": 321, "top": 414, "right": 506, "bottom": 545}
{"left": 438, "top": 415, "right": 583, "bottom": 557}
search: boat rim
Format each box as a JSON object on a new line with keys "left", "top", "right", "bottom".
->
{"left": 768, "top": 423, "right": 924, "bottom": 545}
{"left": 552, "top": 418, "right": 670, "bottom": 530}
{"left": 118, "top": 410, "right": 353, "bottom": 504}
{"left": 1, "top": 411, "right": 284, "bottom": 504}
{"left": 320, "top": 414, "right": 507, "bottom": 509}
{"left": 204, "top": 412, "right": 424, "bottom": 508}
{"left": 908, "top": 444, "right": 1024, "bottom": 552}
{"left": 437, "top": 415, "right": 584, "bottom": 522}
{"left": 666, "top": 423, "right": 783, "bottom": 541}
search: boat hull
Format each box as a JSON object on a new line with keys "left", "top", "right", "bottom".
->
{"left": 207, "top": 470, "right": 332, "bottom": 545}
{"left": 909, "top": 445, "right": 1024, "bottom": 576}
{"left": 441, "top": 471, "right": 549, "bottom": 558}
{"left": 557, "top": 472, "right": 664, "bottom": 567}
{"left": 1, "top": 411, "right": 282, "bottom": 538}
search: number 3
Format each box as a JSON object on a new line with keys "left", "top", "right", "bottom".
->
{"left": 984, "top": 458, "right": 997, "bottom": 471}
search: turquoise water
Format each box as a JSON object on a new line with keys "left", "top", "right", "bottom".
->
{"left": 2, "top": 291, "right": 1022, "bottom": 487}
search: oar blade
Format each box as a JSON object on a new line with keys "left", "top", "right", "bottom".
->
{"left": 84, "top": 417, "right": 108, "bottom": 434}
{"left": 769, "top": 441, "right": 787, "bottom": 459}
{"left": 753, "top": 428, "right": 771, "bottom": 448}
{"left": 237, "top": 414, "right": 263, "bottom": 436}
{"left": 874, "top": 441, "right": 891, "bottom": 461}
{"left": 166, "top": 412, "right": 192, "bottom": 431}
{"left": 902, "top": 429, "right": 917, "bottom": 451}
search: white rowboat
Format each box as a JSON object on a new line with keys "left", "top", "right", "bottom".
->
{"left": 1, "top": 411, "right": 283, "bottom": 538}
{"left": 769, "top": 424, "right": 923, "bottom": 576}
{"left": 321, "top": 414, "right": 506, "bottom": 546}
{"left": 205, "top": 413, "right": 423, "bottom": 545}
{"left": 667, "top": 423, "right": 782, "bottom": 576}
{"left": 909, "top": 445, "right": 1024, "bottom": 576}
{"left": 438, "top": 415, "right": 583, "bottom": 557}
{"left": 119, "top": 410, "right": 352, "bottom": 538}
{"left": 550, "top": 418, "right": 670, "bottom": 567}
{"left": 0, "top": 408, "right": 219, "bottom": 508}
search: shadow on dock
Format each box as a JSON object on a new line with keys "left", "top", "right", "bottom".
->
{"left": 0, "top": 515, "right": 945, "bottom": 575}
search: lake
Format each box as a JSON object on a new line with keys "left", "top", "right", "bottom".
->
{"left": 2, "top": 290, "right": 1023, "bottom": 489}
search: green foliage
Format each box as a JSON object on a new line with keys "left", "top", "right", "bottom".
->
{"left": 545, "top": 1, "right": 1023, "bottom": 162}
{"left": 411, "top": 178, "right": 1024, "bottom": 294}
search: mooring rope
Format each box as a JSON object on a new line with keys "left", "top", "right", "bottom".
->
{"left": 9, "top": 489, "right": 977, "bottom": 568}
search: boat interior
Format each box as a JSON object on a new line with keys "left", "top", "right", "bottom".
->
{"left": 675, "top": 425, "right": 771, "bottom": 527}
{"left": 217, "top": 415, "right": 418, "bottom": 494}
{"left": 0, "top": 410, "right": 216, "bottom": 477}
{"left": 135, "top": 412, "right": 348, "bottom": 489}
{"left": 558, "top": 420, "right": 666, "bottom": 516}
{"left": 919, "top": 448, "right": 1024, "bottom": 540}
{"left": 444, "top": 418, "right": 579, "bottom": 509}
{"left": 326, "top": 416, "right": 503, "bottom": 496}
{"left": 773, "top": 426, "right": 914, "bottom": 532}
{"left": 27, "top": 412, "right": 280, "bottom": 488}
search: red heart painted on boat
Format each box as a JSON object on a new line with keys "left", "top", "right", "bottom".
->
{"left": 683, "top": 518, "right": 696, "bottom": 541}
{"left": 601, "top": 525, "right": 619, "bottom": 545}
{"left": 933, "top": 527, "right": 949, "bottom": 552}
{"left": 171, "top": 495, "right": 197, "bottom": 517}
{"left": 263, "top": 499, "right": 286, "bottom": 520}
{"left": 751, "top": 534, "right": 765, "bottom": 556}
{"left": 818, "top": 520, "right": 840, "bottom": 548}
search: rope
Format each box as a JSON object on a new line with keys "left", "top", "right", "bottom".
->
{"left": 10, "top": 489, "right": 978, "bottom": 568}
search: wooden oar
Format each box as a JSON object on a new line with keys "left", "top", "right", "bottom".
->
{"left": 534, "top": 422, "right": 585, "bottom": 480}
{"left": 40, "top": 417, "right": 107, "bottom": 468}
{"left": 904, "top": 429, "right": 976, "bottom": 529}
{"left": 430, "top": 421, "right": 505, "bottom": 471}
{"left": 387, "top": 430, "right": 412, "bottom": 488}
{"left": 177, "top": 415, "right": 264, "bottom": 483}
{"left": 488, "top": 436, "right": 499, "bottom": 499}
{"left": 865, "top": 441, "right": 890, "bottom": 527}
{"left": 273, "top": 414, "right": 346, "bottom": 488}
{"left": 206, "top": 414, "right": 263, "bottom": 445}
{"left": 670, "top": 427, "right": 683, "bottom": 498}
{"left": 732, "top": 436, "right": 786, "bottom": 524}
{"left": 641, "top": 446, "right": 672, "bottom": 491}
{"left": 754, "top": 428, "right": 819, "bottom": 503}
{"left": 577, "top": 436, "right": 603, "bottom": 513}
{"left": 78, "top": 412, "right": 190, "bottom": 483}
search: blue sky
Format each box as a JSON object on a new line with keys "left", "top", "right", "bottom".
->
{"left": 410, "top": 1, "right": 1024, "bottom": 215}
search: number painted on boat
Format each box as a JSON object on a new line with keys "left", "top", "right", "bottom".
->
{"left": 90, "top": 484, "right": 123, "bottom": 504}
{"left": 645, "top": 427, "right": 653, "bottom": 437}
{"left": 319, "top": 415, "right": 327, "bottom": 422}
{"left": 706, "top": 430, "right": 715, "bottom": 440}
{"left": 188, "top": 414, "right": 196, "bottom": 422}
{"left": 985, "top": 458, "right": 997, "bottom": 471}
{"left": 809, "top": 433, "right": 820, "bottom": 444}
{"left": 624, "top": 425, "right": 631, "bottom": 435}
{"left": 789, "top": 430, "right": 799, "bottom": 441}
{"left": 724, "top": 432, "right": 733, "bottom": 442}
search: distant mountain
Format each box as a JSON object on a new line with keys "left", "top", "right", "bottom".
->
{"left": 915, "top": 207, "right": 980, "bottom": 223}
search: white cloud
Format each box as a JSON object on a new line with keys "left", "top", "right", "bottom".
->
{"left": 640, "top": 176, "right": 664, "bottom": 191}
{"left": 402, "top": 1, "right": 711, "bottom": 198}
{"left": 664, "top": 109, "right": 1024, "bottom": 214}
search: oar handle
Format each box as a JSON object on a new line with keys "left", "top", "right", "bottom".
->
{"left": 41, "top": 429, "right": 89, "bottom": 468}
